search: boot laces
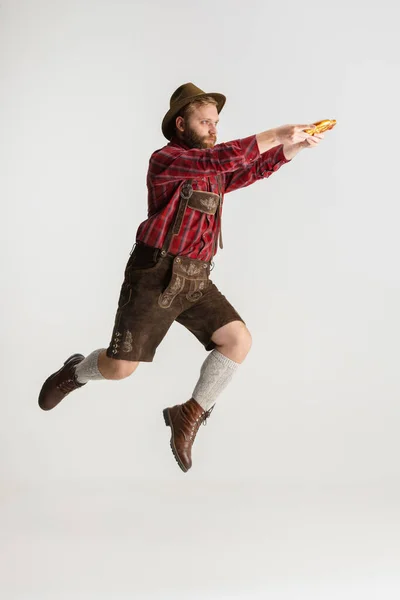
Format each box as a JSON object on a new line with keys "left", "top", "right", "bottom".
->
{"left": 189, "top": 414, "right": 203, "bottom": 441}
{"left": 202, "top": 404, "right": 214, "bottom": 426}
{"left": 57, "top": 377, "right": 78, "bottom": 395}
{"left": 182, "top": 403, "right": 215, "bottom": 441}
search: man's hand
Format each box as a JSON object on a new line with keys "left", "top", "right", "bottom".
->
{"left": 256, "top": 124, "right": 324, "bottom": 158}
{"left": 275, "top": 124, "right": 325, "bottom": 160}
{"left": 275, "top": 124, "right": 314, "bottom": 145}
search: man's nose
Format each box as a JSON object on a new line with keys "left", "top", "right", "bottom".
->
{"left": 208, "top": 123, "right": 217, "bottom": 134}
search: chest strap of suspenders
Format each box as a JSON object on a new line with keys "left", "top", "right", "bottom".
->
{"left": 216, "top": 174, "right": 223, "bottom": 251}
{"left": 160, "top": 180, "right": 193, "bottom": 256}
{"left": 160, "top": 176, "right": 224, "bottom": 257}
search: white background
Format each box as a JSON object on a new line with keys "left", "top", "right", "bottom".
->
{"left": 1, "top": 0, "right": 400, "bottom": 598}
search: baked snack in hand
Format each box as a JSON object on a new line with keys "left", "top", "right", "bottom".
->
{"left": 304, "top": 119, "right": 337, "bottom": 135}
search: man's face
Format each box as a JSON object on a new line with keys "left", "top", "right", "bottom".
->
{"left": 180, "top": 104, "right": 219, "bottom": 149}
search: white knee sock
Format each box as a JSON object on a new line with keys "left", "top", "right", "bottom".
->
{"left": 74, "top": 349, "right": 105, "bottom": 384}
{"left": 192, "top": 350, "right": 239, "bottom": 412}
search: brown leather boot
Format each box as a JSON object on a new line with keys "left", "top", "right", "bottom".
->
{"left": 163, "top": 399, "right": 213, "bottom": 472}
{"left": 38, "top": 354, "right": 86, "bottom": 411}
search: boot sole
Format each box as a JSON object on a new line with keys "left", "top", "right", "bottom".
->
{"left": 163, "top": 408, "right": 188, "bottom": 473}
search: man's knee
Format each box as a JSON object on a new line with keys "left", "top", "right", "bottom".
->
{"left": 99, "top": 352, "right": 139, "bottom": 380}
{"left": 240, "top": 326, "right": 252, "bottom": 354}
{"left": 234, "top": 324, "right": 252, "bottom": 358}
{"left": 212, "top": 321, "right": 252, "bottom": 363}
{"left": 112, "top": 360, "right": 138, "bottom": 380}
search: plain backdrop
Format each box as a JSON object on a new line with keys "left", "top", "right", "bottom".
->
{"left": 1, "top": 1, "right": 400, "bottom": 598}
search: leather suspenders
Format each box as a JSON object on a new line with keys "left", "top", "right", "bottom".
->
{"left": 160, "top": 176, "right": 224, "bottom": 257}
{"left": 160, "top": 180, "right": 194, "bottom": 256}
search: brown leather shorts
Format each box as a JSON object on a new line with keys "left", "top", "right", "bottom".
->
{"left": 106, "top": 243, "right": 244, "bottom": 362}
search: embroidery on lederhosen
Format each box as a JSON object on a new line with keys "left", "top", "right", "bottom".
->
{"left": 187, "top": 190, "right": 220, "bottom": 215}
{"left": 186, "top": 278, "right": 207, "bottom": 302}
{"left": 200, "top": 196, "right": 218, "bottom": 212}
{"left": 111, "top": 330, "right": 133, "bottom": 355}
{"left": 158, "top": 273, "right": 185, "bottom": 308}
{"left": 122, "top": 330, "right": 133, "bottom": 353}
{"left": 158, "top": 256, "right": 209, "bottom": 309}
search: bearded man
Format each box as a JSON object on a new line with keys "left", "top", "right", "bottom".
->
{"left": 38, "top": 82, "right": 325, "bottom": 472}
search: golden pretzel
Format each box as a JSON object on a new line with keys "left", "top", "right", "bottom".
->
{"left": 304, "top": 119, "right": 337, "bottom": 135}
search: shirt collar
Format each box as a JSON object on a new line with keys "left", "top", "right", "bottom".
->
{"left": 169, "top": 135, "right": 190, "bottom": 150}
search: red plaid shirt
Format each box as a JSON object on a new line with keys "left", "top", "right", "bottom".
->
{"left": 136, "top": 134, "right": 290, "bottom": 261}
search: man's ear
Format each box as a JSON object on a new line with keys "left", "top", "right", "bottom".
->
{"left": 175, "top": 116, "right": 185, "bottom": 133}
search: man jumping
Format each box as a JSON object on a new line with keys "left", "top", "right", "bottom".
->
{"left": 38, "top": 82, "right": 326, "bottom": 472}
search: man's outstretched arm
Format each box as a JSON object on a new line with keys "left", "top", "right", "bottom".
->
{"left": 149, "top": 124, "right": 321, "bottom": 183}
{"left": 223, "top": 126, "right": 325, "bottom": 194}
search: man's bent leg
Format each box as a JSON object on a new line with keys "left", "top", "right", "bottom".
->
{"left": 164, "top": 277, "right": 251, "bottom": 472}
{"left": 190, "top": 321, "right": 251, "bottom": 412}
{"left": 163, "top": 323, "right": 251, "bottom": 474}
{"left": 164, "top": 321, "right": 251, "bottom": 471}
{"left": 92, "top": 350, "right": 139, "bottom": 381}
{"left": 38, "top": 349, "right": 139, "bottom": 411}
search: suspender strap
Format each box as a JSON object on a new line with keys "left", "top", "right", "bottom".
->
{"left": 161, "top": 175, "right": 224, "bottom": 258}
{"left": 215, "top": 174, "right": 224, "bottom": 251}
{"left": 161, "top": 180, "right": 193, "bottom": 256}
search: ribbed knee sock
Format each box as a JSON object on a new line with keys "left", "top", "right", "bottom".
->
{"left": 74, "top": 349, "right": 105, "bottom": 384}
{"left": 192, "top": 350, "right": 239, "bottom": 412}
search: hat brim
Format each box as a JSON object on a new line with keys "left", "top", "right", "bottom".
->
{"left": 162, "top": 92, "right": 226, "bottom": 140}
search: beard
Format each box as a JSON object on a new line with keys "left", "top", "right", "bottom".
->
{"left": 181, "top": 126, "right": 216, "bottom": 149}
